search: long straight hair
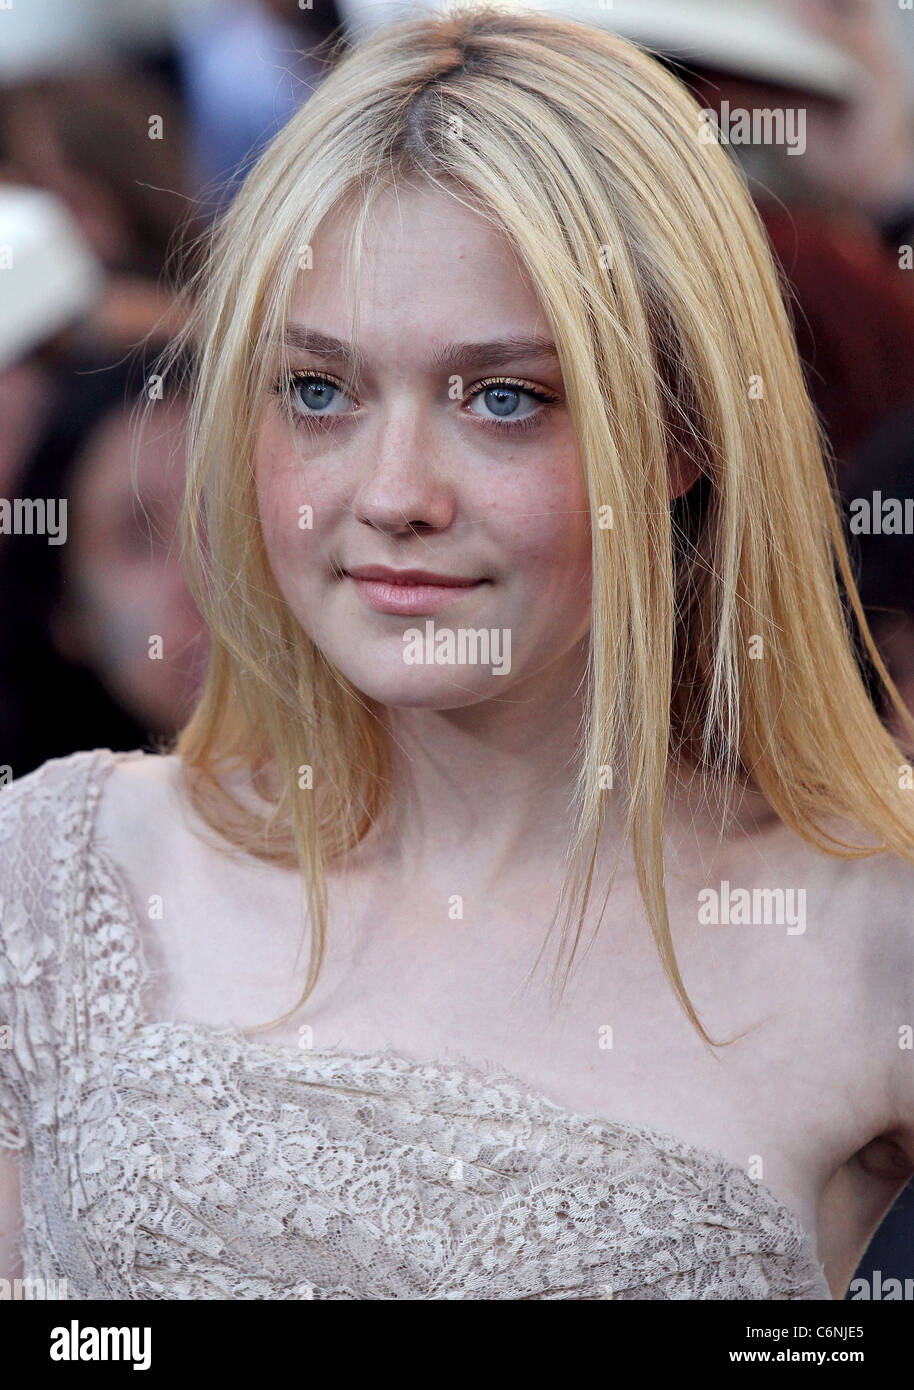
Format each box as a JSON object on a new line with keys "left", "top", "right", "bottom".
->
{"left": 171, "top": 4, "right": 914, "bottom": 1048}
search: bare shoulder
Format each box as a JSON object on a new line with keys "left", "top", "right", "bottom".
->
{"left": 91, "top": 749, "right": 285, "bottom": 911}
{"left": 94, "top": 750, "right": 266, "bottom": 847}
{"left": 774, "top": 826, "right": 914, "bottom": 1161}
{"left": 93, "top": 750, "right": 183, "bottom": 869}
{"left": 758, "top": 820, "right": 914, "bottom": 1023}
{"left": 813, "top": 838, "right": 914, "bottom": 1015}
{"left": 691, "top": 812, "right": 914, "bottom": 1143}
{"left": 729, "top": 811, "right": 914, "bottom": 961}
{"left": 95, "top": 746, "right": 178, "bottom": 804}
{"left": 689, "top": 805, "right": 914, "bottom": 963}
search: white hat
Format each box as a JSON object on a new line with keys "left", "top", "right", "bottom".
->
{"left": 0, "top": 187, "right": 103, "bottom": 372}
{"left": 338, "top": 0, "right": 861, "bottom": 100}
{"left": 519, "top": 0, "right": 860, "bottom": 100}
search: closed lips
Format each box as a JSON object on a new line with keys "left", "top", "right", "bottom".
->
{"left": 345, "top": 567, "right": 482, "bottom": 586}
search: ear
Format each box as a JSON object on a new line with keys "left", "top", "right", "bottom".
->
{"left": 668, "top": 445, "right": 702, "bottom": 500}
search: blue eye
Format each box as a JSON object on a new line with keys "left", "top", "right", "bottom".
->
{"left": 486, "top": 385, "right": 521, "bottom": 416}
{"left": 463, "top": 375, "right": 561, "bottom": 433}
{"left": 463, "top": 377, "right": 558, "bottom": 432}
{"left": 283, "top": 371, "right": 355, "bottom": 417}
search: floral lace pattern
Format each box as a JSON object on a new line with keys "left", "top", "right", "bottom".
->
{"left": 0, "top": 749, "right": 832, "bottom": 1300}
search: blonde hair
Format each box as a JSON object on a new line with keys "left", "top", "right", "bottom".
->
{"left": 172, "top": 3, "right": 914, "bottom": 1048}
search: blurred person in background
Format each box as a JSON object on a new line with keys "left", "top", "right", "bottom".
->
{"left": 778, "top": 0, "right": 914, "bottom": 253}
{"left": 0, "top": 355, "right": 207, "bottom": 779}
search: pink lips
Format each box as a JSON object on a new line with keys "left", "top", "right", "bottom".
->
{"left": 344, "top": 564, "right": 486, "bottom": 615}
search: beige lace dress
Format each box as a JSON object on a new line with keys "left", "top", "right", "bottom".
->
{"left": 0, "top": 749, "right": 832, "bottom": 1299}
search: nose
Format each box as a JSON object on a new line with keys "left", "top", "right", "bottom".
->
{"left": 352, "top": 400, "right": 456, "bottom": 535}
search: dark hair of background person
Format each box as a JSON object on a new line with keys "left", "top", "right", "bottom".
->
{"left": 0, "top": 70, "right": 196, "bottom": 278}
{"left": 0, "top": 357, "right": 182, "bottom": 779}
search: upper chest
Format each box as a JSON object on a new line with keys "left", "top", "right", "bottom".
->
{"left": 137, "top": 833, "right": 888, "bottom": 1203}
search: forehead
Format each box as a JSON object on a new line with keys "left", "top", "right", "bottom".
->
{"left": 289, "top": 181, "right": 549, "bottom": 345}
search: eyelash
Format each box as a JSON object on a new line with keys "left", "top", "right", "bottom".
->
{"left": 271, "top": 370, "right": 559, "bottom": 436}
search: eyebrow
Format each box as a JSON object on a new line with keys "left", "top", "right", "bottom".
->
{"left": 280, "top": 325, "right": 561, "bottom": 375}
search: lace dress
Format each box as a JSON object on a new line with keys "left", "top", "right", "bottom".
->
{"left": 0, "top": 749, "right": 832, "bottom": 1299}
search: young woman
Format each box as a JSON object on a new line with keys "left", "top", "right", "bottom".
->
{"left": 1, "top": 6, "right": 913, "bottom": 1301}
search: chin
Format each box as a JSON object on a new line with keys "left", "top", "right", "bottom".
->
{"left": 340, "top": 666, "right": 508, "bottom": 710}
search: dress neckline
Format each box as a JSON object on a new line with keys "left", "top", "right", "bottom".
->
{"left": 83, "top": 746, "right": 829, "bottom": 1291}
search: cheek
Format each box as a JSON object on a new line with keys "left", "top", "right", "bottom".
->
{"left": 254, "top": 427, "right": 335, "bottom": 586}
{"left": 485, "top": 446, "right": 592, "bottom": 585}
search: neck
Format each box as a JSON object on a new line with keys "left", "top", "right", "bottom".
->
{"left": 373, "top": 637, "right": 597, "bottom": 887}
{"left": 233, "top": 641, "right": 780, "bottom": 887}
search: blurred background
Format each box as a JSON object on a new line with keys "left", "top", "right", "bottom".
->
{"left": 0, "top": 0, "right": 912, "bottom": 1295}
